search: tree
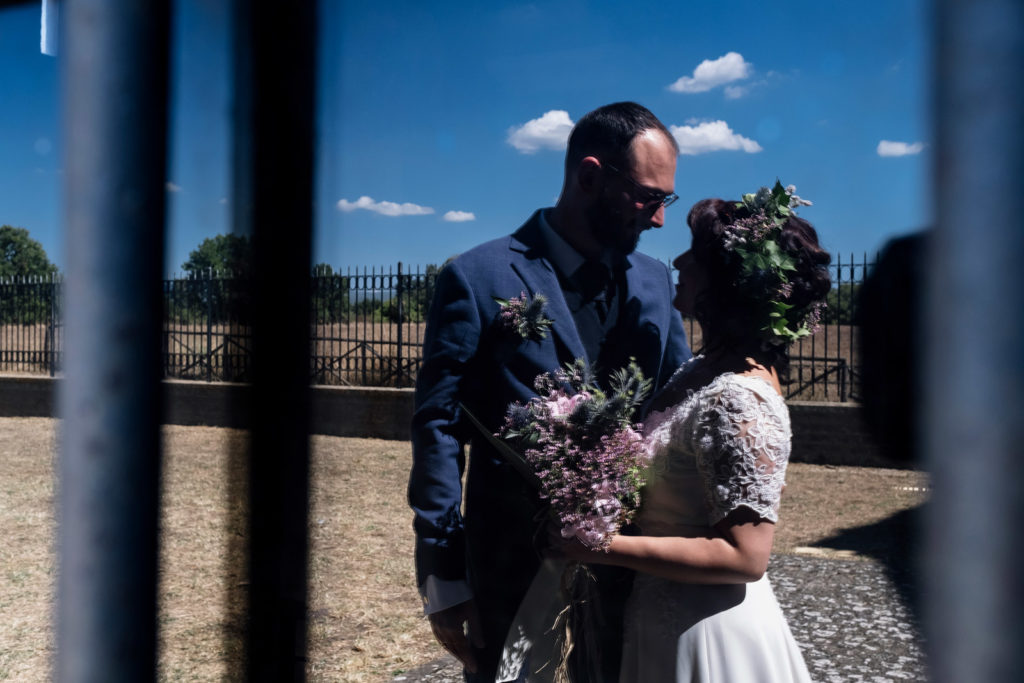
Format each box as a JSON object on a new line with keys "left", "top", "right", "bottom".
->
{"left": 181, "top": 233, "right": 252, "bottom": 275}
{"left": 311, "top": 263, "right": 351, "bottom": 323}
{"left": 0, "top": 225, "right": 58, "bottom": 279}
{"left": 174, "top": 234, "right": 253, "bottom": 324}
{"left": 378, "top": 263, "right": 440, "bottom": 323}
{"left": 0, "top": 226, "right": 59, "bottom": 325}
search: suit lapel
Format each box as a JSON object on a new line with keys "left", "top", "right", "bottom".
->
{"left": 622, "top": 253, "right": 664, "bottom": 323}
{"left": 507, "top": 213, "right": 588, "bottom": 362}
{"left": 620, "top": 253, "right": 668, "bottom": 359}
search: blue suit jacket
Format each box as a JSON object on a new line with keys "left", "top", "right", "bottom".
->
{"left": 409, "top": 210, "right": 691, "bottom": 619}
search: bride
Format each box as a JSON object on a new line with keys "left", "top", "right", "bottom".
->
{"left": 550, "top": 183, "right": 831, "bottom": 682}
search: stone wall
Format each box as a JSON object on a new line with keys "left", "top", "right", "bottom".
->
{"left": 0, "top": 376, "right": 895, "bottom": 467}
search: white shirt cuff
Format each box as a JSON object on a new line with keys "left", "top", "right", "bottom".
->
{"left": 420, "top": 575, "right": 473, "bottom": 615}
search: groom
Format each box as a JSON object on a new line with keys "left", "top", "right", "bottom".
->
{"left": 409, "top": 101, "right": 692, "bottom": 681}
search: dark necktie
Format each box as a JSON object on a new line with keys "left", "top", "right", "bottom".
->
{"left": 574, "top": 261, "right": 613, "bottom": 322}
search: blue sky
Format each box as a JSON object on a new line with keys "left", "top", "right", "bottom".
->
{"left": 1, "top": 0, "right": 931, "bottom": 275}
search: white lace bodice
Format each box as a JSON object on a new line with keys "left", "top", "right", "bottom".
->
{"left": 638, "top": 360, "right": 791, "bottom": 533}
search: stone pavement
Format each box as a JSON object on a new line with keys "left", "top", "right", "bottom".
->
{"left": 392, "top": 553, "right": 927, "bottom": 682}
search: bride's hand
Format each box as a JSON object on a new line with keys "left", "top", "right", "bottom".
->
{"left": 543, "top": 521, "right": 606, "bottom": 562}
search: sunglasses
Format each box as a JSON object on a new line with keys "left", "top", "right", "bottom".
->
{"left": 604, "top": 163, "right": 679, "bottom": 209}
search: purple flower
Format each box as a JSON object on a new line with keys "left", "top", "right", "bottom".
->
{"left": 497, "top": 360, "right": 653, "bottom": 550}
{"left": 495, "top": 292, "right": 553, "bottom": 341}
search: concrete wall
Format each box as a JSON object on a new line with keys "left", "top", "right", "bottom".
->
{"left": 0, "top": 376, "right": 893, "bottom": 467}
{"left": 0, "top": 376, "right": 417, "bottom": 441}
{"left": 788, "top": 401, "right": 890, "bottom": 468}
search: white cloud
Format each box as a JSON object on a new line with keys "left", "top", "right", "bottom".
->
{"left": 336, "top": 195, "right": 435, "bottom": 217}
{"left": 669, "top": 121, "right": 763, "bottom": 155}
{"left": 668, "top": 52, "right": 752, "bottom": 94}
{"left": 724, "top": 85, "right": 747, "bottom": 100}
{"left": 507, "top": 110, "right": 574, "bottom": 153}
{"left": 166, "top": 182, "right": 181, "bottom": 192}
{"left": 443, "top": 210, "right": 476, "bottom": 222}
{"left": 877, "top": 140, "right": 925, "bottom": 157}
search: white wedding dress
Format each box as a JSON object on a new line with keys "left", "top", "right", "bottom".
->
{"left": 618, "top": 360, "right": 812, "bottom": 682}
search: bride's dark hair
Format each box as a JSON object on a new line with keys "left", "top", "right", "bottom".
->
{"left": 686, "top": 198, "right": 832, "bottom": 374}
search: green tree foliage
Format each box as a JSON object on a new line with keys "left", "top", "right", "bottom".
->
{"left": 375, "top": 263, "right": 439, "bottom": 323}
{"left": 181, "top": 233, "right": 252, "bottom": 275}
{"left": 311, "top": 263, "right": 351, "bottom": 323}
{"left": 0, "top": 225, "right": 58, "bottom": 279}
{"left": 0, "top": 226, "right": 59, "bottom": 325}
{"left": 172, "top": 234, "right": 253, "bottom": 324}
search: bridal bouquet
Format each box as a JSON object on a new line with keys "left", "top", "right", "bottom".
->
{"left": 472, "top": 359, "right": 654, "bottom": 681}
{"left": 492, "top": 358, "right": 653, "bottom": 550}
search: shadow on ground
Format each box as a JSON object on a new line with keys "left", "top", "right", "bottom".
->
{"left": 810, "top": 501, "right": 927, "bottom": 623}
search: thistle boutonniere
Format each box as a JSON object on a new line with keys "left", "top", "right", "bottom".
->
{"left": 494, "top": 291, "right": 553, "bottom": 341}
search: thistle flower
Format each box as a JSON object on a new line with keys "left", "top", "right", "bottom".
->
{"left": 785, "top": 184, "right": 813, "bottom": 208}
{"left": 495, "top": 292, "right": 553, "bottom": 341}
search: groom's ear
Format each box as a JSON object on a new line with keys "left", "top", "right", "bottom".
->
{"left": 576, "top": 156, "right": 602, "bottom": 195}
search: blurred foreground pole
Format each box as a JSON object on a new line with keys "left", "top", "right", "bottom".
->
{"left": 233, "top": 1, "right": 316, "bottom": 680}
{"left": 926, "top": 1, "right": 1024, "bottom": 681}
{"left": 57, "top": 0, "right": 170, "bottom": 681}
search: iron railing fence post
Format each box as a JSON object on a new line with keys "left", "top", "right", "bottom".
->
{"left": 46, "top": 274, "right": 56, "bottom": 377}
{"left": 396, "top": 262, "right": 404, "bottom": 387}
{"left": 206, "top": 269, "right": 214, "bottom": 382}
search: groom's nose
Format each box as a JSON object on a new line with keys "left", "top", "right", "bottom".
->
{"left": 648, "top": 204, "right": 666, "bottom": 229}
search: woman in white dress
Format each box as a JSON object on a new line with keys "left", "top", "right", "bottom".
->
{"left": 550, "top": 183, "right": 831, "bottom": 682}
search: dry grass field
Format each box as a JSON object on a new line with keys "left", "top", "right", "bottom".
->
{"left": 0, "top": 417, "right": 925, "bottom": 682}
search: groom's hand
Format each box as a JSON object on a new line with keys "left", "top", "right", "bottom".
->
{"left": 428, "top": 599, "right": 484, "bottom": 674}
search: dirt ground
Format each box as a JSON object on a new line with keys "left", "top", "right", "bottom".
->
{"left": 0, "top": 417, "right": 927, "bottom": 682}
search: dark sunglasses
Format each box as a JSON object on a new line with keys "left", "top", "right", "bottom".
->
{"left": 604, "top": 163, "right": 679, "bottom": 209}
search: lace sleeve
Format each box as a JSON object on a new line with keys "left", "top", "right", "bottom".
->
{"left": 692, "top": 378, "right": 792, "bottom": 526}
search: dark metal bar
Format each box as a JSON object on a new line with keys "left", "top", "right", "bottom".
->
{"left": 232, "top": 0, "right": 317, "bottom": 679}
{"left": 396, "top": 262, "right": 405, "bottom": 386}
{"left": 926, "top": 1, "right": 1024, "bottom": 680}
{"left": 56, "top": 0, "right": 170, "bottom": 680}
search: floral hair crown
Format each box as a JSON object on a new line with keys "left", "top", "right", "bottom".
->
{"left": 721, "top": 180, "right": 825, "bottom": 346}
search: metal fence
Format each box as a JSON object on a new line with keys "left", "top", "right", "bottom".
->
{"left": 0, "top": 254, "right": 873, "bottom": 400}
{"left": 0, "top": 274, "right": 63, "bottom": 377}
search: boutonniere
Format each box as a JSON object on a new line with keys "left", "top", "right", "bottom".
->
{"left": 494, "top": 291, "right": 553, "bottom": 341}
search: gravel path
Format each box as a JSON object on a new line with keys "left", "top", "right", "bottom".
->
{"left": 393, "top": 554, "right": 927, "bottom": 682}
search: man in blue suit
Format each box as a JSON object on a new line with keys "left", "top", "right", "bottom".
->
{"left": 409, "top": 102, "right": 692, "bottom": 681}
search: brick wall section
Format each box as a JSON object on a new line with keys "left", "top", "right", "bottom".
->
{"left": 0, "top": 377, "right": 897, "bottom": 468}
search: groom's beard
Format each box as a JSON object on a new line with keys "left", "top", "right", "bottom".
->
{"left": 587, "top": 190, "right": 642, "bottom": 256}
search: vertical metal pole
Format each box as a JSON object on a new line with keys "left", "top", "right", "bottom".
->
{"left": 233, "top": 1, "right": 316, "bottom": 679}
{"left": 926, "top": 1, "right": 1024, "bottom": 680}
{"left": 396, "top": 262, "right": 404, "bottom": 387}
{"left": 206, "top": 269, "right": 214, "bottom": 382}
{"left": 57, "top": 0, "right": 170, "bottom": 680}
{"left": 47, "top": 274, "right": 55, "bottom": 377}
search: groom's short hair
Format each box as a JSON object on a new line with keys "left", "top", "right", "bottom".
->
{"left": 565, "top": 101, "right": 678, "bottom": 173}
